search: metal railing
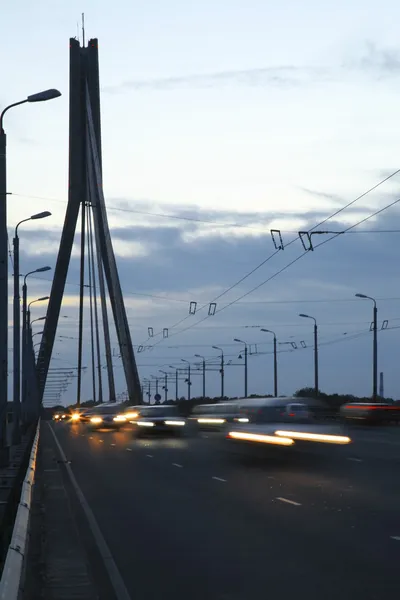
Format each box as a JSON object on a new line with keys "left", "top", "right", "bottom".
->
{"left": 0, "top": 421, "right": 40, "bottom": 600}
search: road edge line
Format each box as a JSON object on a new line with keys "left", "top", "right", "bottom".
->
{"left": 47, "top": 423, "right": 132, "bottom": 600}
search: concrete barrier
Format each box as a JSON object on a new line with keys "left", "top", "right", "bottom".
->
{"left": 0, "top": 421, "right": 40, "bottom": 600}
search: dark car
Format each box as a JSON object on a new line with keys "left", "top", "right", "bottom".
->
{"left": 133, "top": 405, "right": 186, "bottom": 435}
{"left": 84, "top": 403, "right": 128, "bottom": 429}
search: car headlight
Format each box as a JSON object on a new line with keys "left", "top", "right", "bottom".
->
{"left": 113, "top": 415, "right": 127, "bottom": 422}
{"left": 164, "top": 420, "right": 186, "bottom": 426}
{"left": 90, "top": 417, "right": 103, "bottom": 424}
{"left": 136, "top": 421, "right": 154, "bottom": 427}
{"left": 227, "top": 431, "right": 294, "bottom": 446}
{"left": 275, "top": 430, "right": 351, "bottom": 445}
{"left": 197, "top": 418, "right": 226, "bottom": 424}
{"left": 124, "top": 411, "right": 139, "bottom": 420}
{"left": 71, "top": 413, "right": 81, "bottom": 421}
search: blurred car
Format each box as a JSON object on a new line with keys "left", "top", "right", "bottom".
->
{"left": 133, "top": 405, "right": 186, "bottom": 435}
{"left": 225, "top": 397, "right": 351, "bottom": 453}
{"left": 190, "top": 402, "right": 241, "bottom": 430}
{"left": 83, "top": 403, "right": 128, "bottom": 429}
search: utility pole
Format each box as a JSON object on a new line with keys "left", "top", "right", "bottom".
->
{"left": 234, "top": 339, "right": 248, "bottom": 398}
{"left": 355, "top": 294, "right": 378, "bottom": 401}
{"left": 299, "top": 315, "right": 318, "bottom": 398}
{"left": 181, "top": 359, "right": 191, "bottom": 400}
{"left": 261, "top": 329, "right": 278, "bottom": 396}
{"left": 212, "top": 346, "right": 224, "bottom": 399}
{"left": 195, "top": 354, "right": 206, "bottom": 398}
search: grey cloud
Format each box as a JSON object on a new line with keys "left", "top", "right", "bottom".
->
{"left": 17, "top": 202, "right": 400, "bottom": 403}
{"left": 345, "top": 41, "right": 400, "bottom": 76}
{"left": 102, "top": 65, "right": 329, "bottom": 94}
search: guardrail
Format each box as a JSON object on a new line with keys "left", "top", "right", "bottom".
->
{"left": 0, "top": 421, "right": 40, "bottom": 600}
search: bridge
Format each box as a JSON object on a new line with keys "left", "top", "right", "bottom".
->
{"left": 0, "top": 36, "right": 399, "bottom": 600}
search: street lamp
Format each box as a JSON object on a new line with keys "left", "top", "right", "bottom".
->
{"left": 159, "top": 370, "right": 168, "bottom": 403}
{"left": 22, "top": 267, "right": 51, "bottom": 415}
{"left": 31, "top": 317, "right": 46, "bottom": 326}
{"left": 195, "top": 354, "right": 206, "bottom": 398}
{"left": 12, "top": 214, "right": 50, "bottom": 445}
{"left": 169, "top": 366, "right": 179, "bottom": 402}
{"left": 1, "top": 90, "right": 61, "bottom": 461}
{"left": 181, "top": 359, "right": 191, "bottom": 401}
{"left": 212, "top": 346, "right": 224, "bottom": 399}
{"left": 234, "top": 339, "right": 248, "bottom": 398}
{"left": 261, "top": 329, "right": 278, "bottom": 397}
{"left": 299, "top": 314, "right": 319, "bottom": 397}
{"left": 355, "top": 293, "right": 378, "bottom": 400}
{"left": 28, "top": 296, "right": 50, "bottom": 311}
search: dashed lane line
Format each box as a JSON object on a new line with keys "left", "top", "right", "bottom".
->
{"left": 347, "top": 457, "right": 363, "bottom": 463}
{"left": 276, "top": 497, "right": 302, "bottom": 507}
{"left": 126, "top": 448, "right": 133, "bottom": 452}
{"left": 390, "top": 536, "right": 400, "bottom": 541}
{"left": 172, "top": 463, "right": 183, "bottom": 468}
{"left": 146, "top": 454, "right": 153, "bottom": 458}
{"left": 212, "top": 476, "right": 227, "bottom": 483}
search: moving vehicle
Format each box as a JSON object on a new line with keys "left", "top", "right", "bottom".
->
{"left": 83, "top": 403, "right": 128, "bottom": 429}
{"left": 132, "top": 405, "right": 186, "bottom": 435}
{"left": 226, "top": 397, "right": 351, "bottom": 452}
{"left": 190, "top": 401, "right": 241, "bottom": 430}
{"left": 340, "top": 402, "right": 400, "bottom": 424}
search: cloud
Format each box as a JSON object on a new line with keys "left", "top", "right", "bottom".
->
{"left": 102, "top": 65, "right": 329, "bottom": 94}
{"left": 103, "top": 43, "right": 400, "bottom": 98}
{"left": 345, "top": 41, "right": 400, "bottom": 76}
{"left": 15, "top": 200, "right": 400, "bottom": 404}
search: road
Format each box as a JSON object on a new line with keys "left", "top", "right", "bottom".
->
{"left": 47, "top": 422, "right": 400, "bottom": 600}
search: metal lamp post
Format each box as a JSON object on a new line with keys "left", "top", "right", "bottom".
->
{"left": 355, "top": 294, "right": 378, "bottom": 401}
{"left": 261, "top": 329, "right": 278, "bottom": 397}
{"left": 22, "top": 267, "right": 51, "bottom": 420}
{"left": 234, "top": 339, "right": 248, "bottom": 398}
{"left": 159, "top": 370, "right": 168, "bottom": 403}
{"left": 0, "top": 89, "right": 60, "bottom": 462}
{"left": 169, "top": 366, "right": 179, "bottom": 402}
{"left": 12, "top": 214, "right": 51, "bottom": 443}
{"left": 212, "top": 346, "right": 224, "bottom": 399}
{"left": 195, "top": 354, "right": 206, "bottom": 398}
{"left": 181, "top": 359, "right": 191, "bottom": 401}
{"left": 299, "top": 314, "right": 319, "bottom": 397}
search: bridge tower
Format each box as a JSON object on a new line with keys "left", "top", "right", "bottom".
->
{"left": 37, "top": 38, "right": 141, "bottom": 405}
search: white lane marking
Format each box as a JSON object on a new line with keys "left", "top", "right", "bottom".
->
{"left": 98, "top": 440, "right": 104, "bottom": 443}
{"left": 110, "top": 443, "right": 116, "bottom": 447}
{"left": 89, "top": 436, "right": 93, "bottom": 439}
{"left": 212, "top": 476, "right": 227, "bottom": 483}
{"left": 268, "top": 476, "right": 275, "bottom": 480}
{"left": 391, "top": 536, "right": 400, "bottom": 541}
{"left": 48, "top": 423, "right": 132, "bottom": 600}
{"left": 347, "top": 457, "right": 363, "bottom": 463}
{"left": 146, "top": 454, "right": 153, "bottom": 458}
{"left": 172, "top": 463, "right": 183, "bottom": 468}
{"left": 126, "top": 448, "right": 133, "bottom": 452}
{"left": 276, "top": 497, "right": 302, "bottom": 506}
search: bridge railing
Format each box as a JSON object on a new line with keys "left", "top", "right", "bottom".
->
{"left": 0, "top": 421, "right": 40, "bottom": 600}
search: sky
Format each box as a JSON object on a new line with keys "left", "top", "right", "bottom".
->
{"left": 2, "top": 0, "right": 400, "bottom": 405}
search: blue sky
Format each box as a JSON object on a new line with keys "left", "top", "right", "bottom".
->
{"left": 2, "top": 1, "right": 400, "bottom": 404}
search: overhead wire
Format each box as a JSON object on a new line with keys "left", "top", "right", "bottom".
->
{"left": 151, "top": 194, "right": 400, "bottom": 345}
{"left": 137, "top": 169, "right": 400, "bottom": 347}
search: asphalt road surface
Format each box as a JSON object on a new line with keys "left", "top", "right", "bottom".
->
{"left": 48, "top": 422, "right": 400, "bottom": 600}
